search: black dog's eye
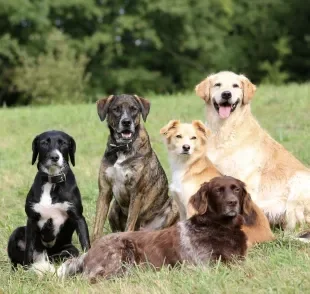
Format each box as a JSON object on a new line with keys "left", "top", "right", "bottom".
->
{"left": 176, "top": 135, "right": 182, "bottom": 138}
{"left": 190, "top": 136, "right": 197, "bottom": 140}
{"left": 233, "top": 84, "right": 239, "bottom": 88}
{"left": 214, "top": 83, "right": 221, "bottom": 87}
{"left": 58, "top": 139, "right": 67, "bottom": 146}
{"left": 40, "top": 141, "right": 48, "bottom": 147}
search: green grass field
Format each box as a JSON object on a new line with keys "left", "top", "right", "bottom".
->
{"left": 1, "top": 84, "right": 310, "bottom": 293}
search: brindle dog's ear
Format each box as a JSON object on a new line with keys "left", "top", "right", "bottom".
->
{"left": 96, "top": 95, "right": 115, "bottom": 121}
{"left": 133, "top": 95, "right": 151, "bottom": 122}
{"left": 31, "top": 135, "right": 39, "bottom": 165}
{"left": 69, "top": 136, "right": 76, "bottom": 166}
{"left": 189, "top": 182, "right": 209, "bottom": 215}
{"left": 160, "top": 120, "right": 180, "bottom": 137}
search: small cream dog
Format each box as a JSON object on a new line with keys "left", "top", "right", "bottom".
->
{"left": 195, "top": 71, "right": 310, "bottom": 233}
{"left": 160, "top": 120, "right": 220, "bottom": 220}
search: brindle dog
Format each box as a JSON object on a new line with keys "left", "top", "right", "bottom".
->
{"left": 92, "top": 94, "right": 179, "bottom": 241}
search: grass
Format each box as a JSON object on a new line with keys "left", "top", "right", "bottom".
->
{"left": 1, "top": 84, "right": 310, "bottom": 293}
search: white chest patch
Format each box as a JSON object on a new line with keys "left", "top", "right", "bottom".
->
{"left": 105, "top": 153, "right": 132, "bottom": 213}
{"left": 33, "top": 183, "right": 71, "bottom": 236}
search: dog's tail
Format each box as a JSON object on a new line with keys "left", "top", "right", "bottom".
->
{"left": 57, "top": 252, "right": 87, "bottom": 279}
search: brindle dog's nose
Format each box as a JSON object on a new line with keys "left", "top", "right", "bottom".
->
{"left": 121, "top": 119, "right": 131, "bottom": 127}
{"left": 221, "top": 91, "right": 232, "bottom": 100}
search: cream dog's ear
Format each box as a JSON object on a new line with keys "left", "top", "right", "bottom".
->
{"left": 240, "top": 75, "right": 256, "bottom": 104}
{"left": 192, "top": 120, "right": 211, "bottom": 139}
{"left": 195, "top": 74, "right": 215, "bottom": 102}
{"left": 160, "top": 120, "right": 180, "bottom": 137}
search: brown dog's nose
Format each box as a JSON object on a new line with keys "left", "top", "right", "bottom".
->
{"left": 227, "top": 200, "right": 237, "bottom": 206}
{"left": 221, "top": 91, "right": 232, "bottom": 100}
{"left": 182, "top": 145, "right": 190, "bottom": 152}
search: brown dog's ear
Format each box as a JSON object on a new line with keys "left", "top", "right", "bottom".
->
{"left": 237, "top": 180, "right": 252, "bottom": 215}
{"left": 240, "top": 75, "right": 256, "bottom": 104}
{"left": 189, "top": 182, "right": 209, "bottom": 215}
{"left": 192, "top": 120, "right": 211, "bottom": 139}
{"left": 31, "top": 135, "right": 39, "bottom": 165}
{"left": 195, "top": 74, "right": 214, "bottom": 102}
{"left": 133, "top": 95, "right": 151, "bottom": 122}
{"left": 160, "top": 120, "right": 180, "bottom": 137}
{"left": 96, "top": 95, "right": 115, "bottom": 121}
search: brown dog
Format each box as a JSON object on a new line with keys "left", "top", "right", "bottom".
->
{"left": 92, "top": 94, "right": 179, "bottom": 241}
{"left": 57, "top": 176, "right": 248, "bottom": 281}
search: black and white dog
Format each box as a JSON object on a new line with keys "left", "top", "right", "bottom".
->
{"left": 8, "top": 130, "right": 90, "bottom": 273}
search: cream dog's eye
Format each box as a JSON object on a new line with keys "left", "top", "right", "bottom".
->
{"left": 176, "top": 135, "right": 182, "bottom": 138}
{"left": 214, "top": 83, "right": 221, "bottom": 87}
{"left": 233, "top": 84, "right": 239, "bottom": 88}
{"left": 190, "top": 136, "right": 197, "bottom": 140}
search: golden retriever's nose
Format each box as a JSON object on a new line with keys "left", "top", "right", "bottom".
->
{"left": 221, "top": 91, "right": 232, "bottom": 100}
{"left": 182, "top": 144, "right": 190, "bottom": 152}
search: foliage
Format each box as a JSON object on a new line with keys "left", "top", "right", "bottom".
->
{"left": 0, "top": 0, "right": 309, "bottom": 105}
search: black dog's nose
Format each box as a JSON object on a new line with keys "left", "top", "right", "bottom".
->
{"left": 221, "top": 91, "right": 232, "bottom": 100}
{"left": 50, "top": 154, "right": 59, "bottom": 162}
{"left": 182, "top": 144, "right": 190, "bottom": 152}
{"left": 227, "top": 200, "right": 237, "bottom": 206}
{"left": 121, "top": 119, "right": 131, "bottom": 127}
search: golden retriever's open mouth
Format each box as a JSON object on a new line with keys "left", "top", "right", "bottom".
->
{"left": 213, "top": 99, "right": 240, "bottom": 119}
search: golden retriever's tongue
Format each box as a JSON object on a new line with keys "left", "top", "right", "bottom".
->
{"left": 219, "top": 106, "right": 232, "bottom": 119}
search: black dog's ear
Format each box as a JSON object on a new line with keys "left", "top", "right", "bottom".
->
{"left": 96, "top": 95, "right": 115, "bottom": 121}
{"left": 69, "top": 136, "right": 76, "bottom": 166}
{"left": 31, "top": 136, "right": 39, "bottom": 165}
{"left": 134, "top": 95, "right": 151, "bottom": 122}
{"left": 188, "top": 182, "right": 209, "bottom": 215}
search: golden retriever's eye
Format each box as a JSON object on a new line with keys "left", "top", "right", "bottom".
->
{"left": 233, "top": 84, "right": 239, "bottom": 88}
{"left": 214, "top": 83, "right": 221, "bottom": 87}
{"left": 190, "top": 136, "right": 197, "bottom": 140}
{"left": 176, "top": 135, "right": 182, "bottom": 139}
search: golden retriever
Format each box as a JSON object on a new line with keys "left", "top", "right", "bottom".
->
{"left": 160, "top": 120, "right": 274, "bottom": 246}
{"left": 195, "top": 71, "right": 310, "bottom": 234}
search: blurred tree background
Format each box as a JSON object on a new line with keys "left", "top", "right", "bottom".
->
{"left": 0, "top": 0, "right": 309, "bottom": 106}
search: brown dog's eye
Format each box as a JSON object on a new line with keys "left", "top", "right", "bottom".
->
{"left": 234, "top": 188, "right": 240, "bottom": 193}
{"left": 130, "top": 106, "right": 138, "bottom": 112}
{"left": 176, "top": 135, "right": 182, "bottom": 138}
{"left": 190, "top": 136, "right": 197, "bottom": 140}
{"left": 214, "top": 83, "right": 221, "bottom": 87}
{"left": 233, "top": 84, "right": 239, "bottom": 88}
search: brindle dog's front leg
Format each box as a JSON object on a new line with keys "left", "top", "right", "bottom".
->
{"left": 92, "top": 165, "right": 112, "bottom": 242}
{"left": 125, "top": 192, "right": 143, "bottom": 231}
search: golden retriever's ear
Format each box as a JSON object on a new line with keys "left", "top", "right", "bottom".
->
{"left": 133, "top": 95, "right": 151, "bottom": 122}
{"left": 160, "top": 120, "right": 180, "bottom": 137}
{"left": 96, "top": 95, "right": 115, "bottom": 121}
{"left": 240, "top": 75, "right": 256, "bottom": 104}
{"left": 195, "top": 74, "right": 214, "bottom": 102}
{"left": 192, "top": 120, "right": 211, "bottom": 138}
{"left": 188, "top": 182, "right": 209, "bottom": 215}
